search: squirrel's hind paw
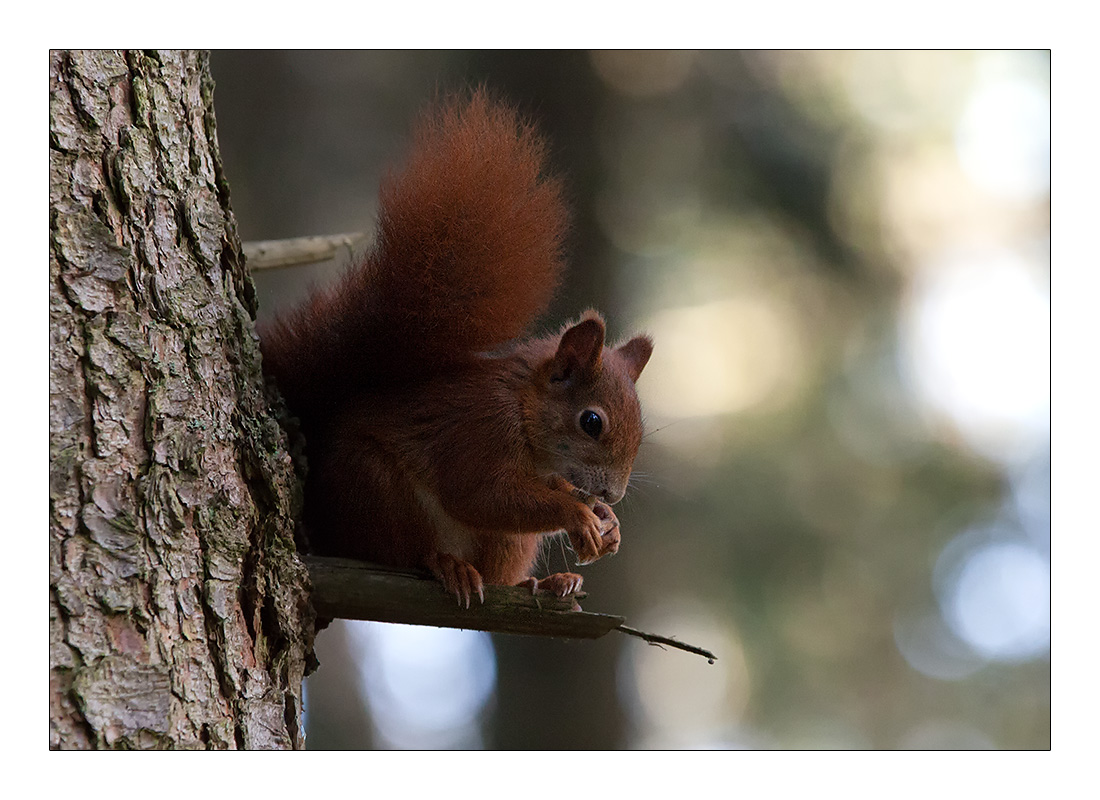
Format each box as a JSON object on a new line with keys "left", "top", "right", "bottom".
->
{"left": 523, "top": 572, "right": 584, "bottom": 597}
{"left": 426, "top": 552, "right": 485, "bottom": 609}
{"left": 519, "top": 573, "right": 584, "bottom": 611}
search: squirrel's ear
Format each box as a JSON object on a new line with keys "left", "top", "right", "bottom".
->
{"left": 550, "top": 317, "right": 605, "bottom": 382}
{"left": 616, "top": 335, "right": 653, "bottom": 383}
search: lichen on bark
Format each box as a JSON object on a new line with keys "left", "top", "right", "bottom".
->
{"left": 49, "top": 49, "right": 314, "bottom": 750}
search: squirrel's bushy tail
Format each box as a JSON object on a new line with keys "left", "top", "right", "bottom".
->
{"left": 259, "top": 89, "right": 567, "bottom": 418}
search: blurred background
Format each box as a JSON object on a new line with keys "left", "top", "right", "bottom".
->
{"left": 210, "top": 50, "right": 1050, "bottom": 750}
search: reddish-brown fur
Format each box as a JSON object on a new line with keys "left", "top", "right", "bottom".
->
{"left": 259, "top": 90, "right": 653, "bottom": 604}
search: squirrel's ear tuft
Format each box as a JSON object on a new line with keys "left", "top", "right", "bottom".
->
{"left": 551, "top": 316, "right": 605, "bottom": 383}
{"left": 616, "top": 335, "right": 653, "bottom": 383}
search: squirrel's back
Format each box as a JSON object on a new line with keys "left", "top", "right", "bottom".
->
{"left": 259, "top": 90, "right": 568, "bottom": 420}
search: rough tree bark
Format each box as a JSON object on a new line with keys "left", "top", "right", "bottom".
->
{"left": 49, "top": 49, "right": 314, "bottom": 749}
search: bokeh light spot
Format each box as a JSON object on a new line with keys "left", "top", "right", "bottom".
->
{"left": 955, "top": 78, "right": 1050, "bottom": 201}
{"left": 941, "top": 540, "right": 1050, "bottom": 661}
{"left": 617, "top": 600, "right": 749, "bottom": 748}
{"left": 899, "top": 250, "right": 1049, "bottom": 464}
{"left": 347, "top": 621, "right": 497, "bottom": 749}
{"left": 642, "top": 295, "right": 803, "bottom": 420}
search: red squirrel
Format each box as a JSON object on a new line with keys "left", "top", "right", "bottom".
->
{"left": 259, "top": 90, "right": 652, "bottom": 607}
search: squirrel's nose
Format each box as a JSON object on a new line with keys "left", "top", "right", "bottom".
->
{"left": 602, "top": 486, "right": 625, "bottom": 505}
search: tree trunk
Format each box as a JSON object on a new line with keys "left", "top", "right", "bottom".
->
{"left": 49, "top": 49, "right": 314, "bottom": 750}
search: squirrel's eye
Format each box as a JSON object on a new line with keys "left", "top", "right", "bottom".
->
{"left": 579, "top": 409, "right": 603, "bottom": 439}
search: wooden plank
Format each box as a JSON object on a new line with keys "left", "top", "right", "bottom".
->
{"left": 304, "top": 556, "right": 625, "bottom": 640}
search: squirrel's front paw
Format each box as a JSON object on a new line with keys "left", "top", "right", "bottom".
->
{"left": 425, "top": 552, "right": 485, "bottom": 609}
{"left": 566, "top": 504, "right": 604, "bottom": 565}
{"left": 592, "top": 500, "right": 621, "bottom": 557}
{"left": 567, "top": 499, "right": 623, "bottom": 565}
